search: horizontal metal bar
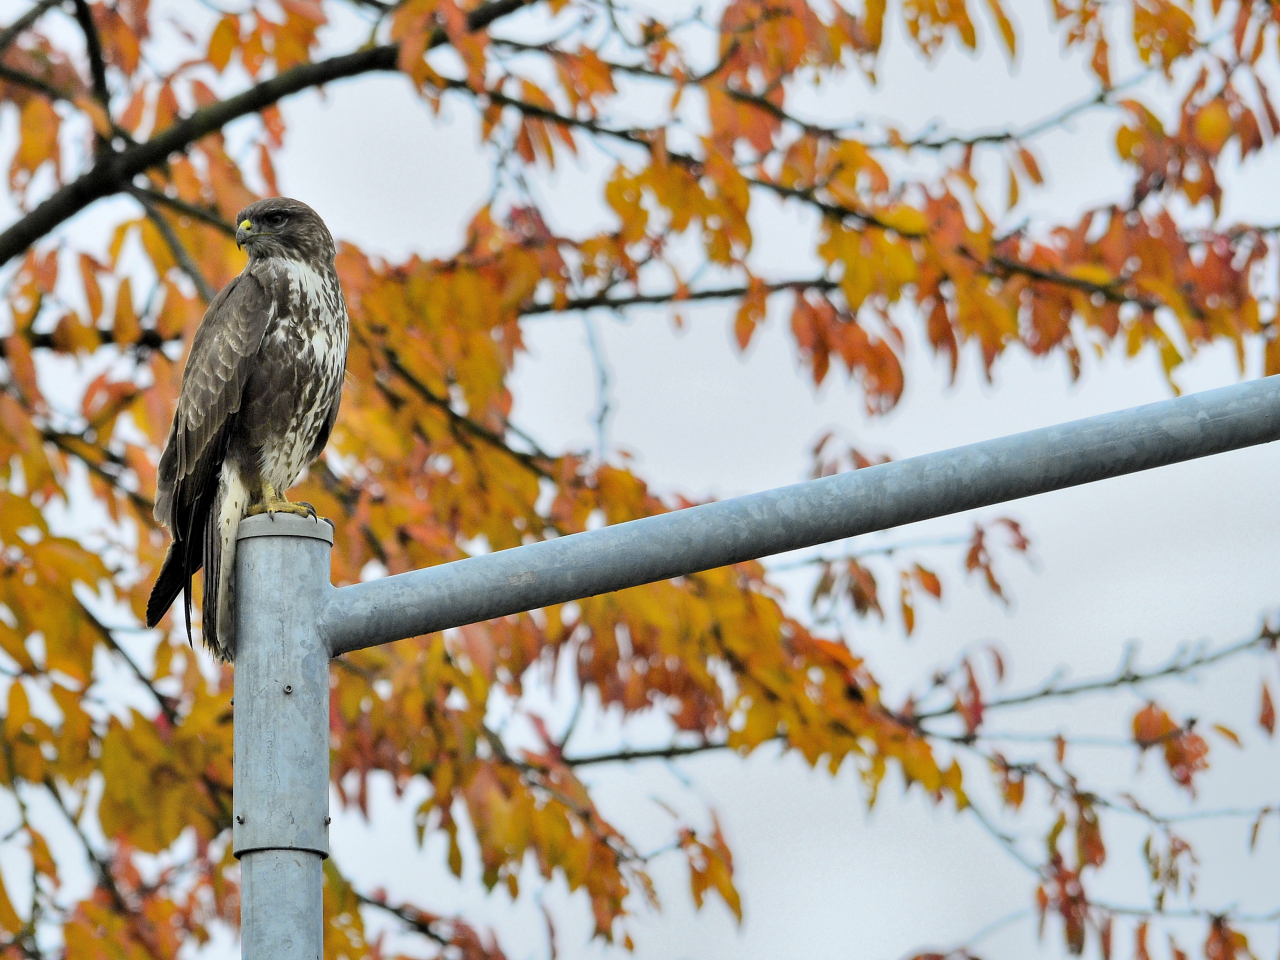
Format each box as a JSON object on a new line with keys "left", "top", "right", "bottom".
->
{"left": 320, "top": 376, "right": 1280, "bottom": 657}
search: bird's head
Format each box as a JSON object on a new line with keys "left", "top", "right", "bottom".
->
{"left": 235, "top": 197, "right": 336, "bottom": 263}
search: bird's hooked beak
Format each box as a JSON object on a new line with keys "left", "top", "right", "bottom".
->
{"left": 236, "top": 218, "right": 253, "bottom": 250}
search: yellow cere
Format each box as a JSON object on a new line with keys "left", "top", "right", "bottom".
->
{"left": 240, "top": 219, "right": 252, "bottom": 230}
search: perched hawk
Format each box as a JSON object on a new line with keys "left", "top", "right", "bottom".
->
{"left": 145, "top": 197, "right": 349, "bottom": 661}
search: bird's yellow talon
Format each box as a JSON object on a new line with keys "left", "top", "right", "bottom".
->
{"left": 247, "top": 497, "right": 321, "bottom": 520}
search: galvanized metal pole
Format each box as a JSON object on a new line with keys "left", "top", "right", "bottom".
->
{"left": 319, "top": 375, "right": 1280, "bottom": 656}
{"left": 234, "top": 514, "right": 333, "bottom": 960}
{"left": 233, "top": 376, "right": 1280, "bottom": 954}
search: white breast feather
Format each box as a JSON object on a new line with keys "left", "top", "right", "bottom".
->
{"left": 258, "top": 258, "right": 348, "bottom": 493}
{"left": 282, "top": 260, "right": 332, "bottom": 309}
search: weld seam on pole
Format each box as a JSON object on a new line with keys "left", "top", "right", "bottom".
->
{"left": 319, "top": 376, "right": 1280, "bottom": 657}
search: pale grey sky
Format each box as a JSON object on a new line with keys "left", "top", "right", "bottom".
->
{"left": 266, "top": 5, "right": 1280, "bottom": 959}
{"left": 2, "top": 2, "right": 1278, "bottom": 959}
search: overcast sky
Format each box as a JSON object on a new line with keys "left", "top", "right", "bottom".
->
{"left": 4, "top": 1, "right": 1280, "bottom": 958}
{"left": 263, "top": 4, "right": 1280, "bottom": 958}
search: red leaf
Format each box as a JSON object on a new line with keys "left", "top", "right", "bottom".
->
{"left": 988, "top": 644, "right": 1006, "bottom": 683}
{"left": 911, "top": 563, "right": 942, "bottom": 599}
{"left": 1017, "top": 145, "right": 1044, "bottom": 184}
{"left": 1135, "top": 922, "right": 1150, "bottom": 960}
{"left": 959, "top": 660, "right": 983, "bottom": 733}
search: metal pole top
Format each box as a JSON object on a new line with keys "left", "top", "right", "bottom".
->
{"left": 237, "top": 512, "right": 335, "bottom": 545}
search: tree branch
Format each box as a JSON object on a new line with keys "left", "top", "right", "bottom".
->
{"left": 43, "top": 777, "right": 132, "bottom": 915}
{"left": 568, "top": 628, "right": 1277, "bottom": 767}
{"left": 0, "top": 46, "right": 388, "bottom": 263}
{"left": 519, "top": 276, "right": 836, "bottom": 315}
{"left": 913, "top": 626, "right": 1277, "bottom": 721}
{"left": 382, "top": 346, "right": 557, "bottom": 475}
{"left": 76, "top": 599, "right": 179, "bottom": 725}
{"left": 0, "top": 0, "right": 64, "bottom": 58}
{"left": 355, "top": 891, "right": 450, "bottom": 945}
{"left": 0, "top": 0, "right": 538, "bottom": 265}
{"left": 127, "top": 186, "right": 218, "bottom": 302}
{"left": 0, "top": 61, "right": 71, "bottom": 101}
{"left": 450, "top": 81, "right": 1180, "bottom": 315}
{"left": 42, "top": 426, "right": 155, "bottom": 514}
{"left": 131, "top": 186, "right": 237, "bottom": 236}
{"left": 563, "top": 739, "right": 740, "bottom": 766}
{"left": 878, "top": 72, "right": 1148, "bottom": 153}
{"left": 984, "top": 253, "right": 1161, "bottom": 311}
{"left": 70, "top": 0, "right": 108, "bottom": 108}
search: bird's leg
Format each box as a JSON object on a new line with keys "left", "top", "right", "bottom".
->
{"left": 245, "top": 482, "right": 316, "bottom": 520}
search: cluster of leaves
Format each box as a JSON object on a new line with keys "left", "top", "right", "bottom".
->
{"left": 0, "top": 0, "right": 1277, "bottom": 959}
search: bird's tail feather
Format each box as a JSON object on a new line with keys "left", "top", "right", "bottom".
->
{"left": 145, "top": 541, "right": 188, "bottom": 629}
{"left": 146, "top": 487, "right": 209, "bottom": 643}
{"left": 202, "top": 464, "right": 248, "bottom": 662}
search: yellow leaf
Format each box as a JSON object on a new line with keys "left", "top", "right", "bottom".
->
{"left": 734, "top": 278, "right": 768, "bottom": 350}
{"left": 5, "top": 682, "right": 30, "bottom": 740}
{"left": 112, "top": 278, "right": 140, "bottom": 345}
{"left": 1067, "top": 264, "right": 1115, "bottom": 286}
{"left": 941, "top": 759, "right": 968, "bottom": 809}
{"left": 11, "top": 97, "right": 60, "bottom": 190}
{"left": 0, "top": 490, "right": 46, "bottom": 543}
{"left": 1211, "top": 723, "right": 1242, "bottom": 748}
{"left": 900, "top": 580, "right": 915, "bottom": 635}
{"left": 877, "top": 204, "right": 927, "bottom": 236}
{"left": 1193, "top": 100, "right": 1233, "bottom": 153}
{"left": 984, "top": 0, "right": 1017, "bottom": 57}
{"left": 866, "top": 0, "right": 886, "bottom": 48}
{"left": 207, "top": 14, "right": 239, "bottom": 70}
{"left": 0, "top": 870, "right": 23, "bottom": 934}
{"left": 27, "top": 828, "right": 58, "bottom": 888}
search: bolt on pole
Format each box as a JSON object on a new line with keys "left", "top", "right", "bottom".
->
{"left": 232, "top": 375, "right": 1280, "bottom": 957}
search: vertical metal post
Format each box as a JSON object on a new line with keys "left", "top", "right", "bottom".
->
{"left": 233, "top": 514, "right": 334, "bottom": 960}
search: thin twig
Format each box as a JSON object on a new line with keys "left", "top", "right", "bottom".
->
{"left": 70, "top": 0, "right": 108, "bottom": 108}
{"left": 519, "top": 276, "right": 836, "bottom": 316}
{"left": 767, "top": 534, "right": 971, "bottom": 570}
{"left": 355, "top": 891, "right": 450, "bottom": 945}
{"left": 914, "top": 626, "right": 1276, "bottom": 721}
{"left": 581, "top": 313, "right": 611, "bottom": 457}
{"left": 128, "top": 186, "right": 218, "bottom": 302}
{"left": 966, "top": 797, "right": 1041, "bottom": 873}
{"left": 0, "top": 0, "right": 64, "bottom": 58}
{"left": 76, "top": 599, "right": 179, "bottom": 725}
{"left": 131, "top": 186, "right": 237, "bottom": 236}
{"left": 564, "top": 738, "right": 744, "bottom": 766}
{"left": 383, "top": 347, "right": 557, "bottom": 474}
{"left": 0, "top": 62, "right": 71, "bottom": 100}
{"left": 43, "top": 777, "right": 132, "bottom": 914}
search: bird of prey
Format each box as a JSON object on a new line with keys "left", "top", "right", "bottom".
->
{"left": 145, "top": 197, "right": 349, "bottom": 661}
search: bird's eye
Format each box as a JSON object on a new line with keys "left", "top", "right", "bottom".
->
{"left": 266, "top": 212, "right": 287, "bottom": 228}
